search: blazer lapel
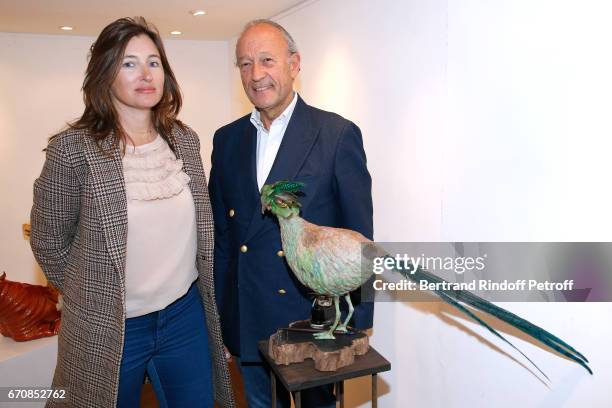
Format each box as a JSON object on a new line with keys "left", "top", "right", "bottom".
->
{"left": 244, "top": 96, "right": 320, "bottom": 241}
{"left": 265, "top": 96, "right": 319, "bottom": 185}
{"left": 82, "top": 135, "right": 128, "bottom": 284}
{"left": 171, "top": 132, "right": 207, "bottom": 262}
{"left": 232, "top": 121, "right": 263, "bottom": 239}
{"left": 238, "top": 121, "right": 260, "bottom": 209}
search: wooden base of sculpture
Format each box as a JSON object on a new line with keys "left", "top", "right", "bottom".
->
{"left": 267, "top": 320, "right": 369, "bottom": 371}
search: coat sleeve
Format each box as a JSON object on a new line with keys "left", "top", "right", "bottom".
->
{"left": 30, "top": 138, "right": 80, "bottom": 291}
{"left": 334, "top": 121, "right": 375, "bottom": 329}
{"left": 334, "top": 121, "right": 373, "bottom": 239}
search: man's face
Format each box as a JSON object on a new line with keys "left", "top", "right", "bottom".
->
{"left": 236, "top": 24, "right": 300, "bottom": 123}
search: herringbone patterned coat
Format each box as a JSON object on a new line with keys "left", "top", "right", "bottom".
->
{"left": 30, "top": 125, "right": 235, "bottom": 407}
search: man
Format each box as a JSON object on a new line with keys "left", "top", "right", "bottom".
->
{"left": 209, "top": 19, "right": 373, "bottom": 407}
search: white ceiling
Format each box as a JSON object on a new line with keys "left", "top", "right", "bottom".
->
{"left": 0, "top": 0, "right": 307, "bottom": 40}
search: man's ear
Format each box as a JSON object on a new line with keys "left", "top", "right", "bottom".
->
{"left": 290, "top": 52, "right": 301, "bottom": 78}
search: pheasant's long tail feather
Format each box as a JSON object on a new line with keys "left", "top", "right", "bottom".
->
{"left": 398, "top": 266, "right": 592, "bottom": 375}
{"left": 436, "top": 289, "right": 550, "bottom": 380}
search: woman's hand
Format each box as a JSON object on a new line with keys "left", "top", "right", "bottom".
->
{"left": 223, "top": 344, "right": 233, "bottom": 362}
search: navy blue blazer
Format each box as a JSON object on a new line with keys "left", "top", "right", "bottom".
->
{"left": 209, "top": 96, "right": 374, "bottom": 361}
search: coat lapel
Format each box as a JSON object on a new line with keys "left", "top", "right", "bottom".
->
{"left": 244, "top": 96, "right": 320, "bottom": 241}
{"left": 82, "top": 135, "right": 128, "bottom": 285}
{"left": 169, "top": 128, "right": 214, "bottom": 264}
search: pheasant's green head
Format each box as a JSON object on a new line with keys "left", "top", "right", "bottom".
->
{"left": 261, "top": 181, "right": 304, "bottom": 219}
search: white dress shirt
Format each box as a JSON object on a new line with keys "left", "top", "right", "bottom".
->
{"left": 250, "top": 92, "right": 298, "bottom": 190}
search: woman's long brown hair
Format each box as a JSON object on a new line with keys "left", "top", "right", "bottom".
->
{"left": 66, "top": 17, "right": 184, "bottom": 152}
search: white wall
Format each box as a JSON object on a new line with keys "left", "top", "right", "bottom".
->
{"left": 0, "top": 33, "right": 230, "bottom": 285}
{"left": 225, "top": 0, "right": 612, "bottom": 406}
{"left": 443, "top": 0, "right": 612, "bottom": 241}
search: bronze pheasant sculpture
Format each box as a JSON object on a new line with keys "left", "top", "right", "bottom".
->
{"left": 261, "top": 181, "right": 592, "bottom": 377}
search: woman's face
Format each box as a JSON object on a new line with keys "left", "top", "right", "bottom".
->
{"left": 110, "top": 35, "right": 165, "bottom": 113}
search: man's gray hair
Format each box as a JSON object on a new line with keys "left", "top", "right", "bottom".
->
{"left": 240, "top": 19, "right": 299, "bottom": 54}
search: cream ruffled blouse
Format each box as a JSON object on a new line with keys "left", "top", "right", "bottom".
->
{"left": 121, "top": 135, "right": 199, "bottom": 318}
{"left": 122, "top": 135, "right": 191, "bottom": 200}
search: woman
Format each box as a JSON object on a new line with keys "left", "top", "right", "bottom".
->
{"left": 30, "top": 17, "right": 234, "bottom": 407}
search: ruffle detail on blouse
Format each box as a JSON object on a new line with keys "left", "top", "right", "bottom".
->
{"left": 122, "top": 137, "right": 191, "bottom": 201}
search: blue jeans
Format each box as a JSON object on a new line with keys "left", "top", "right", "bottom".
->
{"left": 117, "top": 283, "right": 213, "bottom": 408}
{"left": 237, "top": 359, "right": 335, "bottom": 408}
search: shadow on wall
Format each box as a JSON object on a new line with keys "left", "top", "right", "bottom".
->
{"left": 381, "top": 288, "right": 579, "bottom": 385}
{"left": 345, "top": 370, "right": 391, "bottom": 407}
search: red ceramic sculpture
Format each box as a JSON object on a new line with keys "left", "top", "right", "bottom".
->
{"left": 0, "top": 272, "right": 61, "bottom": 341}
